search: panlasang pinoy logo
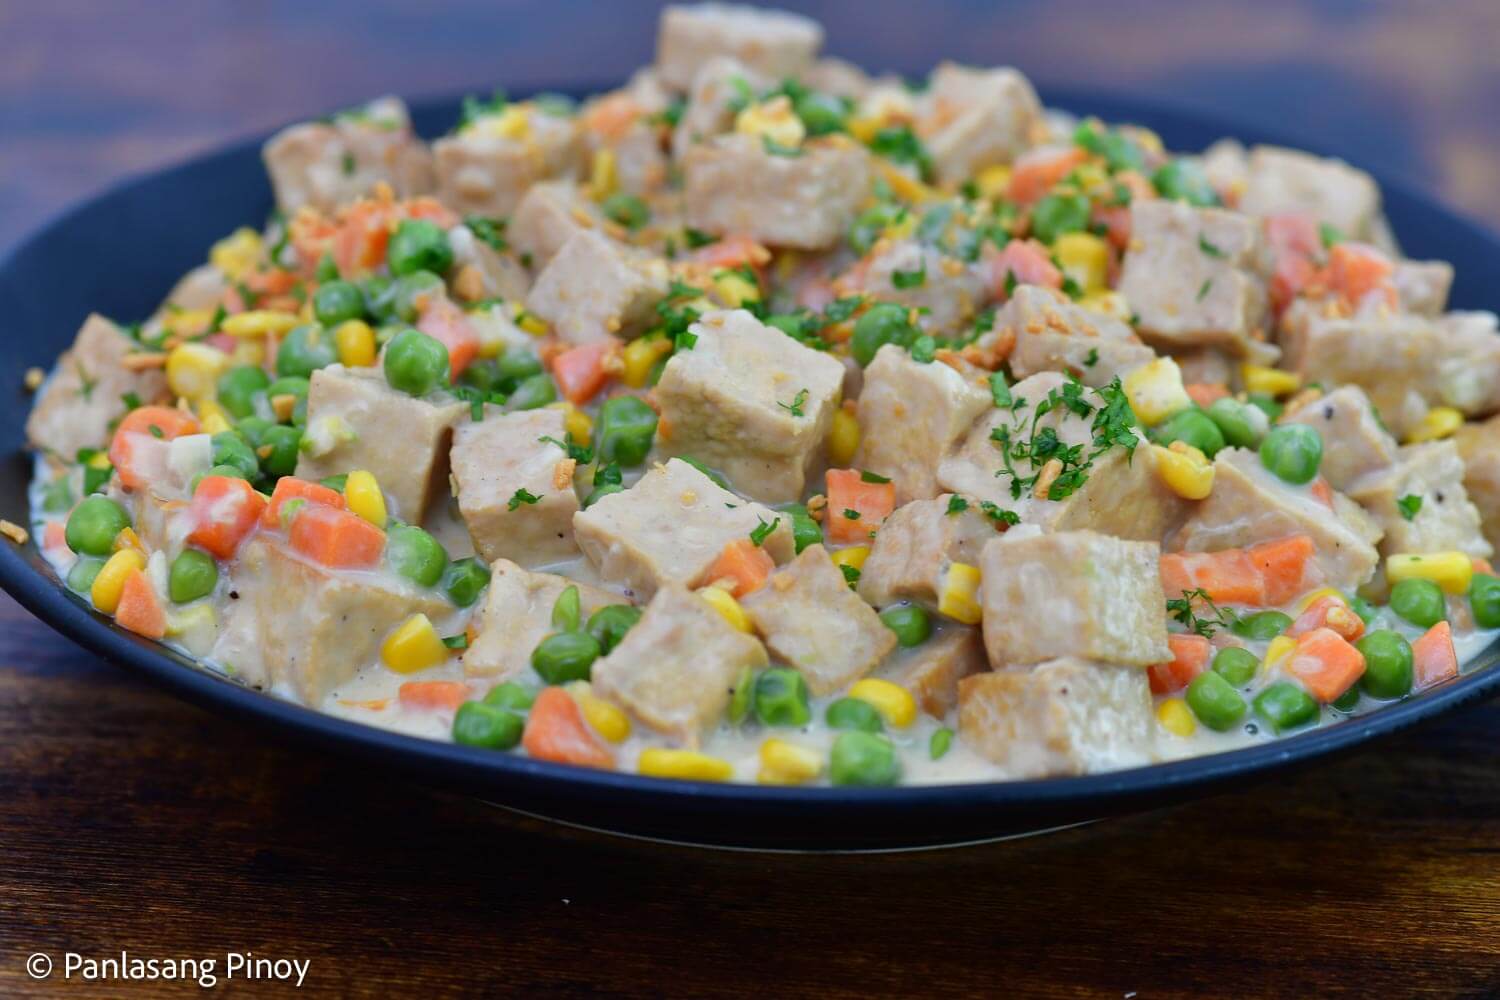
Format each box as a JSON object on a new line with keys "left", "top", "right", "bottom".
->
{"left": 56, "top": 951, "right": 310, "bottom": 988}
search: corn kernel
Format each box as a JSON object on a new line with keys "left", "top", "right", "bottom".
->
{"left": 698, "top": 586, "right": 753, "bottom": 633}
{"left": 472, "top": 104, "right": 530, "bottom": 140}
{"left": 343, "top": 469, "right": 388, "bottom": 529}
{"left": 1157, "top": 697, "right": 1197, "bottom": 737}
{"left": 847, "top": 678, "right": 917, "bottom": 729}
{"left": 92, "top": 548, "right": 147, "bottom": 614}
{"left": 515, "top": 309, "right": 549, "bottom": 336}
{"left": 827, "top": 409, "right": 860, "bottom": 468}
{"left": 165, "top": 343, "right": 229, "bottom": 402}
{"left": 638, "top": 747, "right": 734, "bottom": 782}
{"left": 1241, "top": 364, "right": 1301, "bottom": 398}
{"left": 162, "top": 309, "right": 216, "bottom": 338}
{"left": 1151, "top": 441, "right": 1215, "bottom": 500}
{"left": 85, "top": 451, "right": 112, "bottom": 471}
{"left": 938, "top": 562, "right": 982, "bottom": 624}
{"left": 621, "top": 336, "right": 672, "bottom": 388}
{"left": 712, "top": 270, "right": 760, "bottom": 309}
{"left": 333, "top": 319, "right": 377, "bottom": 368}
{"left": 1124, "top": 357, "right": 1192, "bottom": 426}
{"left": 846, "top": 115, "right": 880, "bottom": 144}
{"left": 1052, "top": 232, "right": 1110, "bottom": 293}
{"left": 757, "top": 738, "right": 823, "bottom": 785}
{"left": 734, "top": 95, "right": 805, "bottom": 149}
{"left": 544, "top": 401, "right": 593, "bottom": 444}
{"left": 1295, "top": 587, "right": 1345, "bottom": 613}
{"left": 567, "top": 684, "right": 632, "bottom": 743}
{"left": 1387, "top": 551, "right": 1473, "bottom": 595}
{"left": 112, "top": 526, "right": 144, "bottom": 554}
{"left": 221, "top": 310, "right": 299, "bottom": 338}
{"left": 1405, "top": 406, "right": 1463, "bottom": 444}
{"left": 875, "top": 161, "right": 935, "bottom": 204}
{"left": 974, "top": 164, "right": 1012, "bottom": 201}
{"left": 381, "top": 613, "right": 450, "bottom": 674}
{"left": 588, "top": 147, "right": 618, "bottom": 202}
{"left": 209, "top": 227, "right": 262, "bottom": 281}
{"left": 230, "top": 338, "right": 266, "bottom": 367}
{"left": 1265, "top": 635, "right": 1296, "bottom": 671}
{"left": 1078, "top": 289, "right": 1132, "bottom": 323}
{"left": 830, "top": 545, "right": 869, "bottom": 573}
{"left": 196, "top": 398, "right": 232, "bottom": 436}
{"left": 883, "top": 213, "right": 918, "bottom": 241}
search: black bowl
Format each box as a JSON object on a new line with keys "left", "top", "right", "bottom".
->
{"left": 2, "top": 88, "right": 1497, "bottom": 851}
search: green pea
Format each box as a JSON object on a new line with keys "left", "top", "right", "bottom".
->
{"left": 929, "top": 727, "right": 954, "bottom": 761}
{"left": 530, "top": 631, "right": 601, "bottom": 684}
{"left": 384, "top": 328, "right": 450, "bottom": 396}
{"left": 780, "top": 504, "right": 823, "bottom": 554}
{"left": 315, "top": 253, "right": 339, "bottom": 283}
{"left": 495, "top": 347, "right": 544, "bottom": 388}
{"left": 849, "top": 202, "right": 906, "bottom": 256}
{"left": 1030, "top": 193, "right": 1092, "bottom": 244}
{"left": 1259, "top": 423, "right": 1323, "bottom": 485}
{"left": 483, "top": 682, "right": 535, "bottom": 712}
{"left": 1470, "top": 573, "right": 1500, "bottom": 629}
{"left": 276, "top": 324, "right": 338, "bottom": 378}
{"left": 879, "top": 605, "right": 931, "bottom": 647}
{"left": 586, "top": 604, "right": 642, "bottom": 655}
{"left": 168, "top": 548, "right": 219, "bottom": 603}
{"left": 1186, "top": 671, "right": 1247, "bottom": 731}
{"left": 387, "top": 218, "right": 454, "bottom": 276}
{"left": 727, "top": 665, "right": 756, "bottom": 725}
{"left": 360, "top": 274, "right": 395, "bottom": 322}
{"left": 1346, "top": 593, "right": 1378, "bottom": 626}
{"left": 1151, "top": 159, "right": 1219, "bottom": 206}
{"left": 211, "top": 431, "right": 260, "bottom": 480}
{"left": 851, "top": 301, "right": 917, "bottom": 367}
{"left": 458, "top": 358, "right": 503, "bottom": 395}
{"left": 551, "top": 585, "right": 582, "bottom": 632}
{"left": 452, "top": 701, "right": 523, "bottom": 750}
{"left": 1356, "top": 630, "right": 1415, "bottom": 699}
{"left": 753, "top": 667, "right": 811, "bottom": 727}
{"left": 236, "top": 416, "right": 274, "bottom": 447}
{"left": 1230, "top": 610, "right": 1292, "bottom": 641}
{"left": 1253, "top": 681, "right": 1319, "bottom": 734}
{"left": 825, "top": 697, "right": 884, "bottom": 733}
{"left": 1206, "top": 396, "right": 1263, "bottom": 448}
{"left": 191, "top": 464, "right": 250, "bottom": 493}
{"left": 65, "top": 496, "right": 131, "bottom": 556}
{"left": 583, "top": 483, "right": 624, "bottom": 508}
{"left": 370, "top": 270, "right": 446, "bottom": 324}
{"left": 595, "top": 396, "right": 658, "bottom": 467}
{"left": 1211, "top": 646, "right": 1259, "bottom": 687}
{"left": 257, "top": 425, "right": 303, "bottom": 478}
{"left": 1390, "top": 578, "right": 1446, "bottom": 629}
{"left": 312, "top": 280, "right": 366, "bottom": 326}
{"left": 67, "top": 556, "right": 105, "bottom": 593}
{"left": 263, "top": 376, "right": 310, "bottom": 424}
{"left": 1245, "top": 392, "right": 1283, "bottom": 422}
{"left": 1152, "top": 406, "right": 1225, "bottom": 458}
{"left": 386, "top": 523, "right": 448, "bottom": 587}
{"left": 829, "top": 731, "right": 901, "bottom": 787}
{"left": 795, "top": 91, "right": 847, "bottom": 136}
{"left": 442, "top": 557, "right": 491, "bottom": 608}
{"left": 82, "top": 460, "right": 112, "bottom": 496}
{"left": 216, "top": 365, "right": 271, "bottom": 419}
{"left": 507, "top": 373, "right": 557, "bottom": 411}
{"left": 601, "top": 193, "right": 650, "bottom": 230}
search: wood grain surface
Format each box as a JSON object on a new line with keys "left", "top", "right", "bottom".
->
{"left": 5, "top": 2, "right": 1500, "bottom": 996}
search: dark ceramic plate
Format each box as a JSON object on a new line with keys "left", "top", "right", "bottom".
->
{"left": 2, "top": 88, "right": 1497, "bottom": 851}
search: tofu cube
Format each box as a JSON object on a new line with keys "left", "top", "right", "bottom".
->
{"left": 857, "top": 495, "right": 998, "bottom": 609}
{"left": 1394, "top": 259, "right": 1453, "bottom": 317}
{"left": 507, "top": 180, "right": 602, "bottom": 267}
{"left": 26, "top": 314, "right": 168, "bottom": 458}
{"left": 572, "top": 457, "right": 794, "bottom": 600}
{"left": 524, "top": 230, "right": 670, "bottom": 344}
{"left": 1346, "top": 442, "right": 1492, "bottom": 563}
{"left": 1280, "top": 385, "right": 1397, "bottom": 491}
{"left": 1237, "top": 145, "right": 1381, "bottom": 241}
{"left": 450, "top": 408, "right": 581, "bottom": 567}
{"left": 846, "top": 240, "right": 988, "bottom": 335}
{"left": 1002, "top": 285, "right": 1156, "bottom": 387}
{"left": 655, "top": 308, "right": 845, "bottom": 503}
{"left": 1456, "top": 415, "right": 1500, "bottom": 552}
{"left": 958, "top": 659, "right": 1155, "bottom": 778}
{"left": 655, "top": 3, "right": 823, "bottom": 90}
{"left": 742, "top": 544, "right": 896, "bottom": 696}
{"left": 878, "top": 626, "right": 987, "bottom": 719}
{"left": 431, "top": 103, "right": 580, "bottom": 219}
{"left": 464, "top": 560, "right": 621, "bottom": 679}
{"left": 917, "top": 62, "right": 1044, "bottom": 186}
{"left": 672, "top": 56, "right": 766, "bottom": 157}
{"left": 593, "top": 584, "right": 768, "bottom": 747}
{"left": 262, "top": 96, "right": 434, "bottom": 214}
{"left": 293, "top": 365, "right": 466, "bottom": 522}
{"left": 979, "top": 530, "right": 1171, "bottom": 669}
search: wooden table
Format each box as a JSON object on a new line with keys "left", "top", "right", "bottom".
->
{"left": 5, "top": 2, "right": 1500, "bottom": 995}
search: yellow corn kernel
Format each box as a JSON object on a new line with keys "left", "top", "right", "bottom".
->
{"left": 974, "top": 164, "right": 1012, "bottom": 201}
{"left": 1387, "top": 551, "right": 1473, "bottom": 596}
{"left": 712, "top": 269, "right": 760, "bottom": 308}
{"left": 638, "top": 748, "right": 734, "bottom": 782}
{"left": 1052, "top": 232, "right": 1110, "bottom": 293}
{"left": 938, "top": 562, "right": 982, "bottom": 624}
{"left": 1295, "top": 587, "right": 1345, "bottom": 613}
{"left": 1152, "top": 441, "right": 1215, "bottom": 500}
{"left": 757, "top": 738, "right": 823, "bottom": 785}
{"left": 1124, "top": 356, "right": 1192, "bottom": 426}
{"left": 830, "top": 545, "right": 869, "bottom": 573}
{"left": 697, "top": 585, "right": 753, "bottom": 633}
{"left": 1157, "top": 697, "right": 1197, "bottom": 738}
{"left": 543, "top": 401, "right": 593, "bottom": 444}
{"left": 165, "top": 342, "right": 229, "bottom": 402}
{"left": 1241, "top": 364, "right": 1301, "bottom": 398}
{"left": 162, "top": 308, "right": 216, "bottom": 338}
{"left": 112, "top": 527, "right": 144, "bottom": 554}
{"left": 734, "top": 95, "right": 805, "bottom": 149}
{"left": 875, "top": 161, "right": 935, "bottom": 204}
{"left": 343, "top": 469, "right": 388, "bottom": 529}
{"left": 196, "top": 398, "right": 232, "bottom": 436}
{"left": 588, "top": 147, "right": 618, "bottom": 202}
{"left": 847, "top": 678, "right": 917, "bottom": 729}
{"left": 91, "top": 549, "right": 147, "bottom": 614}
{"left": 568, "top": 685, "right": 632, "bottom": 743}
{"left": 473, "top": 104, "right": 531, "bottom": 140}
{"left": 620, "top": 336, "right": 672, "bottom": 388}
{"left": 381, "top": 614, "right": 450, "bottom": 674}
{"left": 827, "top": 409, "right": 860, "bottom": 468}
{"left": 85, "top": 451, "right": 113, "bottom": 471}
{"left": 221, "top": 310, "right": 299, "bottom": 338}
{"left": 1133, "top": 127, "right": 1165, "bottom": 155}
{"left": 846, "top": 115, "right": 881, "bottom": 144}
{"left": 333, "top": 319, "right": 377, "bottom": 368}
{"left": 515, "top": 308, "right": 549, "bottom": 336}
{"left": 229, "top": 338, "right": 266, "bottom": 367}
{"left": 209, "top": 227, "right": 262, "bottom": 281}
{"left": 1405, "top": 406, "right": 1463, "bottom": 445}
{"left": 883, "top": 213, "right": 918, "bottom": 242}
{"left": 1078, "top": 289, "right": 1132, "bottom": 323}
{"left": 1264, "top": 635, "right": 1296, "bottom": 672}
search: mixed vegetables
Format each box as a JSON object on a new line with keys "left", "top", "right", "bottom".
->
{"left": 21, "top": 3, "right": 1500, "bottom": 786}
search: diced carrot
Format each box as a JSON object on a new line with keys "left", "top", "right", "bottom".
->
{"left": 1308, "top": 478, "right": 1335, "bottom": 510}
{"left": 417, "top": 296, "right": 479, "bottom": 378}
{"left": 42, "top": 521, "right": 67, "bottom": 554}
{"left": 263, "top": 476, "right": 345, "bottom": 528}
{"left": 1006, "top": 145, "right": 1089, "bottom": 204}
{"left": 114, "top": 568, "right": 166, "bottom": 640}
{"left": 982, "top": 239, "right": 1062, "bottom": 300}
{"left": 288, "top": 503, "right": 386, "bottom": 569}
{"left": 580, "top": 92, "right": 643, "bottom": 141}
{"left": 1148, "top": 633, "right": 1212, "bottom": 694}
{"left": 1413, "top": 620, "right": 1458, "bottom": 689}
{"left": 1327, "top": 242, "right": 1397, "bottom": 310}
{"left": 1474, "top": 556, "right": 1496, "bottom": 576}
{"left": 550, "top": 341, "right": 615, "bottom": 405}
{"left": 1185, "top": 382, "right": 1230, "bottom": 408}
{"left": 1246, "top": 535, "right": 1315, "bottom": 606}
{"left": 109, "top": 406, "right": 201, "bottom": 490}
{"left": 1286, "top": 627, "right": 1366, "bottom": 703}
{"left": 187, "top": 476, "right": 268, "bottom": 559}
{"left": 1091, "top": 204, "right": 1132, "bottom": 251}
{"left": 1160, "top": 549, "right": 1266, "bottom": 606}
{"left": 403, "top": 197, "right": 459, "bottom": 229}
{"left": 290, "top": 211, "right": 341, "bottom": 277}
{"left": 522, "top": 687, "right": 615, "bottom": 769}
{"left": 825, "top": 468, "right": 896, "bottom": 544}
{"left": 1263, "top": 213, "right": 1321, "bottom": 313}
{"left": 704, "top": 538, "right": 775, "bottom": 597}
{"left": 691, "top": 234, "right": 772, "bottom": 272}
{"left": 398, "top": 680, "right": 472, "bottom": 712}
{"left": 1289, "top": 595, "right": 1365, "bottom": 642}
{"left": 333, "top": 199, "right": 397, "bottom": 277}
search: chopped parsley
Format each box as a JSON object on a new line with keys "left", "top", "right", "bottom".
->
{"left": 749, "top": 515, "right": 780, "bottom": 547}
{"left": 1397, "top": 494, "right": 1424, "bottom": 521}
{"left": 684, "top": 227, "right": 716, "bottom": 249}
{"left": 120, "top": 391, "right": 143, "bottom": 412}
{"left": 946, "top": 495, "right": 969, "bottom": 515}
{"left": 341, "top": 152, "right": 356, "bottom": 176}
{"left": 1060, "top": 275, "right": 1085, "bottom": 300}
{"left": 823, "top": 296, "right": 864, "bottom": 324}
{"left": 657, "top": 280, "right": 703, "bottom": 350}
{"left": 987, "top": 377, "right": 1137, "bottom": 501}
{"left": 1003, "top": 269, "right": 1019, "bottom": 298}
{"left": 1083, "top": 347, "right": 1100, "bottom": 367}
{"left": 979, "top": 500, "right": 1020, "bottom": 526}
{"left": 1319, "top": 222, "right": 1345, "bottom": 249}
{"left": 777, "top": 388, "right": 809, "bottom": 418}
{"left": 842, "top": 508, "right": 861, "bottom": 521}
{"left": 866, "top": 125, "right": 933, "bottom": 181}
{"left": 457, "top": 89, "right": 508, "bottom": 131}
{"left": 1198, "top": 234, "right": 1225, "bottom": 258}
{"left": 1166, "top": 588, "right": 1237, "bottom": 638}
{"left": 859, "top": 469, "right": 891, "bottom": 484}
{"left": 466, "top": 215, "right": 508, "bottom": 252}
{"left": 1196, "top": 278, "right": 1213, "bottom": 302}
{"left": 989, "top": 371, "right": 1013, "bottom": 409}
{"left": 909, "top": 335, "right": 937, "bottom": 364}
{"left": 507, "top": 488, "right": 541, "bottom": 511}
{"left": 891, "top": 263, "right": 927, "bottom": 289}
{"left": 441, "top": 634, "right": 470, "bottom": 650}
{"left": 147, "top": 423, "right": 165, "bottom": 439}
{"left": 839, "top": 564, "right": 862, "bottom": 587}
{"left": 539, "top": 434, "right": 594, "bottom": 465}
